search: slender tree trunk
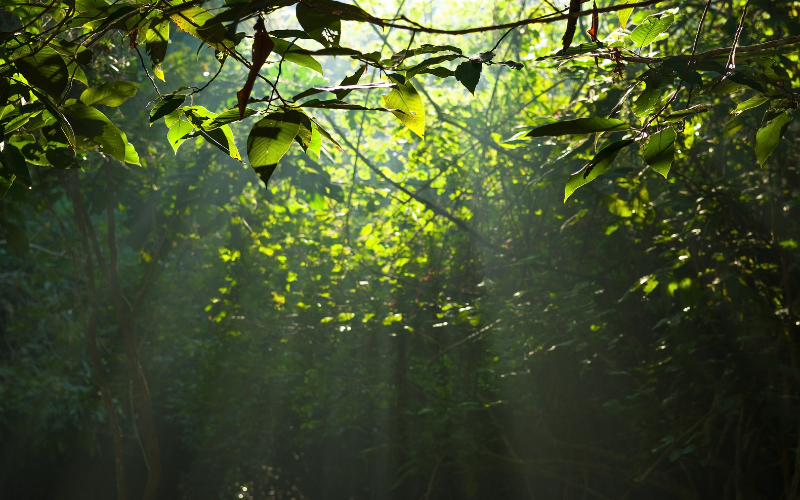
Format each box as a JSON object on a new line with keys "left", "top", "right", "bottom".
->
{"left": 105, "top": 164, "right": 162, "bottom": 500}
{"left": 66, "top": 172, "right": 128, "bottom": 500}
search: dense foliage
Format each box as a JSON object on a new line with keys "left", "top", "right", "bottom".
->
{"left": 2, "top": 0, "right": 800, "bottom": 499}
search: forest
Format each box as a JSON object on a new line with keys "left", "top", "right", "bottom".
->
{"left": 1, "top": 0, "right": 799, "bottom": 499}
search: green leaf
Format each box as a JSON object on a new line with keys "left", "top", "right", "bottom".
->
{"left": 62, "top": 102, "right": 127, "bottom": 162}
{"left": 642, "top": 127, "right": 676, "bottom": 178}
{"left": 734, "top": 95, "right": 770, "bottom": 115}
{"left": 618, "top": 1, "right": 634, "bottom": 28}
{"left": 538, "top": 42, "right": 604, "bottom": 60}
{"left": 629, "top": 14, "right": 674, "bottom": 49}
{"left": 525, "top": 117, "right": 630, "bottom": 138}
{"left": 662, "top": 104, "right": 712, "bottom": 123}
{"left": 167, "top": 117, "right": 194, "bottom": 153}
{"left": 382, "top": 80, "right": 425, "bottom": 139}
{"left": 272, "top": 39, "right": 323, "bottom": 75}
{"left": 80, "top": 81, "right": 139, "bottom": 107}
{"left": 296, "top": 1, "right": 341, "bottom": 47}
{"left": 247, "top": 111, "right": 303, "bottom": 187}
{"left": 0, "top": 144, "right": 31, "bottom": 187}
{"left": 150, "top": 95, "right": 186, "bottom": 124}
{"left": 208, "top": 107, "right": 258, "bottom": 129}
{"left": 145, "top": 19, "right": 169, "bottom": 81}
{"left": 120, "top": 131, "right": 140, "bottom": 166}
{"left": 335, "top": 64, "right": 366, "bottom": 100}
{"left": 565, "top": 140, "right": 634, "bottom": 201}
{"left": 170, "top": 6, "right": 234, "bottom": 54}
{"left": 455, "top": 61, "right": 481, "bottom": 94}
{"left": 196, "top": 125, "right": 241, "bottom": 161}
{"left": 405, "top": 54, "right": 461, "bottom": 79}
{"left": 14, "top": 46, "right": 69, "bottom": 98}
{"left": 293, "top": 82, "right": 395, "bottom": 102}
{"left": 755, "top": 111, "right": 793, "bottom": 166}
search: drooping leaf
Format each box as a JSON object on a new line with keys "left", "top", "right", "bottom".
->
{"left": 247, "top": 111, "right": 303, "bottom": 187}
{"left": 0, "top": 144, "right": 31, "bottom": 187}
{"left": 0, "top": 175, "right": 13, "bottom": 200}
{"left": 145, "top": 20, "right": 169, "bottom": 80}
{"left": 454, "top": 61, "right": 482, "bottom": 94}
{"left": 150, "top": 95, "right": 186, "bottom": 124}
{"left": 755, "top": 111, "right": 793, "bottom": 166}
{"left": 565, "top": 140, "right": 634, "bottom": 201}
{"left": 272, "top": 39, "right": 323, "bottom": 75}
{"left": 618, "top": 0, "right": 634, "bottom": 28}
{"left": 382, "top": 80, "right": 425, "bottom": 139}
{"left": 642, "top": 127, "right": 676, "bottom": 178}
{"left": 14, "top": 46, "right": 69, "bottom": 98}
{"left": 80, "top": 81, "right": 139, "bottom": 107}
{"left": 296, "top": 1, "right": 341, "bottom": 47}
{"left": 63, "top": 102, "right": 127, "bottom": 162}
{"left": 629, "top": 13, "right": 674, "bottom": 49}
{"left": 195, "top": 125, "right": 241, "bottom": 161}
{"left": 525, "top": 117, "right": 630, "bottom": 138}
{"left": 120, "top": 131, "right": 140, "bottom": 166}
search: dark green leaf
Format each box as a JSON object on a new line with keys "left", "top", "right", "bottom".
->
{"left": 335, "top": 64, "right": 366, "bottom": 100}
{"left": 150, "top": 95, "right": 186, "bottom": 124}
{"left": 14, "top": 46, "right": 69, "bottom": 98}
{"left": 63, "top": 102, "right": 127, "bottom": 162}
{"left": 525, "top": 117, "right": 630, "bottom": 138}
{"left": 296, "top": 1, "right": 341, "bottom": 47}
{"left": 454, "top": 61, "right": 481, "bottom": 94}
{"left": 0, "top": 144, "right": 31, "bottom": 187}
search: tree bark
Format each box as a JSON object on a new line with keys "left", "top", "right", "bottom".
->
{"left": 105, "top": 163, "right": 162, "bottom": 500}
{"left": 66, "top": 172, "right": 128, "bottom": 500}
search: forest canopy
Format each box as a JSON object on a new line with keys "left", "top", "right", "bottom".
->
{"left": 1, "top": 0, "right": 800, "bottom": 499}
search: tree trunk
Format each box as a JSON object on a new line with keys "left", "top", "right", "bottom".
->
{"left": 105, "top": 164, "right": 162, "bottom": 500}
{"left": 66, "top": 172, "right": 128, "bottom": 500}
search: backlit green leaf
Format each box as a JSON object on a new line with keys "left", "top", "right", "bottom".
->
{"left": 14, "top": 46, "right": 69, "bottom": 98}
{"left": 247, "top": 111, "right": 303, "bottom": 187}
{"left": 565, "top": 140, "right": 634, "bottom": 201}
{"left": 630, "top": 13, "right": 674, "bottom": 48}
{"left": 642, "top": 127, "right": 676, "bottom": 178}
{"left": 756, "top": 111, "right": 792, "bottom": 166}
{"left": 80, "top": 81, "right": 139, "bottom": 107}
{"left": 382, "top": 80, "right": 425, "bottom": 139}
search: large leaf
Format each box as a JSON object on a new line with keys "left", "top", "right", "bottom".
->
{"left": 629, "top": 13, "right": 674, "bottom": 49}
{"left": 755, "top": 111, "right": 793, "bottom": 166}
{"left": 170, "top": 6, "right": 233, "bottom": 53}
{"left": 525, "top": 117, "right": 630, "bottom": 138}
{"left": 565, "top": 140, "right": 634, "bottom": 201}
{"left": 247, "top": 111, "right": 303, "bottom": 187}
{"left": 382, "top": 80, "right": 425, "bottom": 139}
{"left": 641, "top": 127, "right": 676, "bottom": 178}
{"left": 80, "top": 81, "right": 139, "bottom": 107}
{"left": 296, "top": 1, "right": 341, "bottom": 47}
{"left": 454, "top": 60, "right": 481, "bottom": 94}
{"left": 14, "top": 46, "right": 69, "bottom": 98}
{"left": 272, "top": 39, "right": 323, "bottom": 75}
{"left": 62, "top": 102, "right": 127, "bottom": 162}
